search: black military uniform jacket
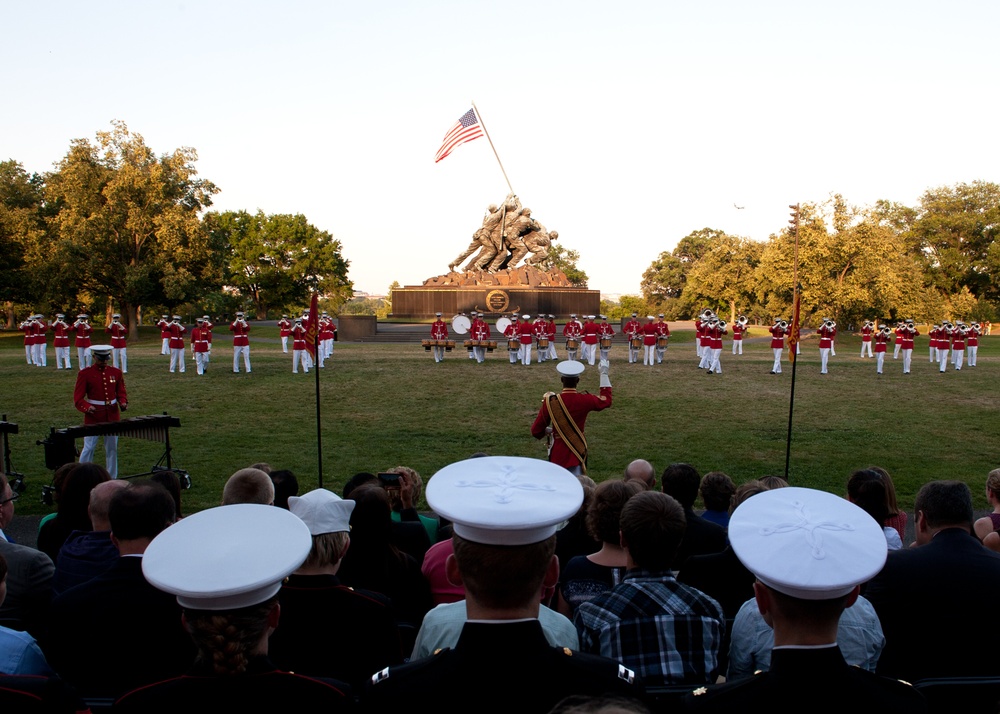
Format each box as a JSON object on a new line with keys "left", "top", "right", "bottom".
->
{"left": 364, "top": 619, "right": 640, "bottom": 713}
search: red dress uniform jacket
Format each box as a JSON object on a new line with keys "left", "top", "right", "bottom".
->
{"left": 654, "top": 321, "right": 670, "bottom": 338}
{"left": 641, "top": 322, "right": 658, "bottom": 346}
{"left": 582, "top": 321, "right": 599, "bottom": 345}
{"left": 32, "top": 320, "right": 49, "bottom": 346}
{"left": 471, "top": 318, "right": 491, "bottom": 340}
{"left": 292, "top": 325, "right": 307, "bottom": 350}
{"left": 769, "top": 325, "right": 786, "bottom": 349}
{"left": 70, "top": 322, "right": 92, "bottom": 347}
{"left": 430, "top": 320, "right": 448, "bottom": 339}
{"left": 599, "top": 322, "right": 615, "bottom": 339}
{"left": 531, "top": 387, "right": 613, "bottom": 470}
{"left": 624, "top": 319, "right": 641, "bottom": 340}
{"left": 818, "top": 326, "right": 834, "bottom": 349}
{"left": 563, "top": 322, "right": 582, "bottom": 339}
{"left": 278, "top": 318, "right": 292, "bottom": 337}
{"left": 861, "top": 325, "right": 873, "bottom": 342}
{"left": 230, "top": 320, "right": 250, "bottom": 346}
{"left": 157, "top": 319, "right": 171, "bottom": 340}
{"left": 874, "top": 332, "right": 889, "bottom": 353}
{"left": 74, "top": 364, "right": 127, "bottom": 423}
{"left": 518, "top": 320, "right": 535, "bottom": 345}
{"left": 106, "top": 322, "right": 127, "bottom": 348}
{"left": 191, "top": 327, "right": 210, "bottom": 353}
{"left": 167, "top": 323, "right": 186, "bottom": 349}
{"left": 52, "top": 321, "right": 71, "bottom": 348}
{"left": 731, "top": 324, "right": 745, "bottom": 341}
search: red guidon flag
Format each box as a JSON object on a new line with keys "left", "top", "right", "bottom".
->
{"left": 305, "top": 291, "right": 319, "bottom": 359}
{"left": 434, "top": 108, "right": 483, "bottom": 163}
{"left": 788, "top": 293, "right": 801, "bottom": 363}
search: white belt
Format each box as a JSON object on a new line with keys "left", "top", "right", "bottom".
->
{"left": 87, "top": 398, "right": 116, "bottom": 406}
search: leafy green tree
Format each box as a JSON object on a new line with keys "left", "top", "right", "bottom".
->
{"left": 0, "top": 161, "right": 48, "bottom": 326}
{"left": 44, "top": 122, "right": 220, "bottom": 339}
{"left": 683, "top": 234, "right": 762, "bottom": 322}
{"left": 543, "top": 243, "right": 588, "bottom": 287}
{"left": 640, "top": 228, "right": 723, "bottom": 316}
{"left": 208, "top": 210, "right": 352, "bottom": 319}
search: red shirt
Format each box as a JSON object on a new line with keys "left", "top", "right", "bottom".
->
{"left": 530, "top": 387, "right": 613, "bottom": 469}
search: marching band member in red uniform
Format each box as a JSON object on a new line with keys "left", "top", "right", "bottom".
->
{"left": 768, "top": 319, "right": 787, "bottom": 374}
{"left": 504, "top": 314, "right": 521, "bottom": 365}
{"left": 157, "top": 314, "right": 171, "bottom": 355}
{"left": 654, "top": 314, "right": 670, "bottom": 364}
{"left": 624, "top": 312, "right": 641, "bottom": 364}
{"left": 695, "top": 315, "right": 707, "bottom": 362}
{"left": 598, "top": 315, "right": 616, "bottom": 362}
{"left": 278, "top": 314, "right": 292, "bottom": 353}
{"left": 968, "top": 322, "right": 981, "bottom": 367}
{"left": 518, "top": 314, "right": 535, "bottom": 366}
{"left": 470, "top": 312, "right": 491, "bottom": 364}
{"left": 731, "top": 318, "right": 746, "bottom": 355}
{"left": 860, "top": 320, "right": 874, "bottom": 358}
{"left": 19, "top": 315, "right": 33, "bottom": 365}
{"left": 546, "top": 315, "right": 558, "bottom": 360}
{"left": 52, "top": 313, "right": 72, "bottom": 370}
{"left": 641, "top": 315, "right": 658, "bottom": 366}
{"left": 31, "top": 314, "right": 49, "bottom": 367}
{"left": 191, "top": 318, "right": 211, "bottom": 375}
{"left": 874, "top": 325, "right": 890, "bottom": 375}
{"left": 71, "top": 313, "right": 93, "bottom": 369}
{"left": 938, "top": 322, "right": 953, "bottom": 372}
{"left": 901, "top": 320, "right": 917, "bottom": 374}
{"left": 230, "top": 312, "right": 251, "bottom": 373}
{"left": 74, "top": 345, "right": 127, "bottom": 478}
{"left": 291, "top": 318, "right": 309, "bottom": 373}
{"left": 581, "top": 315, "right": 599, "bottom": 366}
{"left": 168, "top": 316, "right": 187, "bottom": 373}
{"left": 531, "top": 360, "right": 612, "bottom": 475}
{"left": 533, "top": 316, "right": 549, "bottom": 364}
{"left": 818, "top": 319, "right": 835, "bottom": 375}
{"left": 708, "top": 318, "right": 726, "bottom": 374}
{"left": 951, "top": 322, "right": 966, "bottom": 370}
{"left": 893, "top": 323, "right": 904, "bottom": 360}
{"left": 430, "top": 312, "right": 449, "bottom": 363}
{"left": 563, "top": 315, "right": 583, "bottom": 362}
{"left": 106, "top": 313, "right": 127, "bottom": 373}
{"left": 928, "top": 324, "right": 940, "bottom": 363}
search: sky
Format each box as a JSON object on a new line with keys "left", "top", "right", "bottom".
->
{"left": 4, "top": 0, "right": 999, "bottom": 297}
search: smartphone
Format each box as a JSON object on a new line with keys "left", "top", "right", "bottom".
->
{"left": 377, "top": 472, "right": 401, "bottom": 491}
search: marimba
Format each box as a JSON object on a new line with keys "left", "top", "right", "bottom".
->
{"left": 40, "top": 413, "right": 183, "bottom": 477}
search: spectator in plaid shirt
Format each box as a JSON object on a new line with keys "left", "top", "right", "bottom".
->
{"left": 573, "top": 491, "right": 725, "bottom": 686}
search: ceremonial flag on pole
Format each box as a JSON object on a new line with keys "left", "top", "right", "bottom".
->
{"left": 788, "top": 293, "right": 801, "bottom": 363}
{"left": 305, "top": 291, "right": 319, "bottom": 359}
{"left": 434, "top": 108, "right": 484, "bottom": 163}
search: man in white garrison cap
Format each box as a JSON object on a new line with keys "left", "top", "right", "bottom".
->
{"left": 365, "top": 457, "right": 640, "bottom": 712}
{"left": 115, "top": 504, "right": 354, "bottom": 711}
{"left": 685, "top": 487, "right": 926, "bottom": 713}
{"left": 530, "top": 359, "right": 612, "bottom": 476}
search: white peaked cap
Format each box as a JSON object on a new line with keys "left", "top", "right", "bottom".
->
{"left": 427, "top": 456, "right": 583, "bottom": 546}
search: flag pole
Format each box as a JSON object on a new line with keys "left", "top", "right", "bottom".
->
{"left": 306, "top": 291, "right": 323, "bottom": 488}
{"left": 471, "top": 101, "right": 514, "bottom": 194}
{"left": 784, "top": 204, "right": 801, "bottom": 481}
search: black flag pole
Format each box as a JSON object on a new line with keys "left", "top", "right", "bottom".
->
{"left": 784, "top": 204, "right": 801, "bottom": 481}
{"left": 307, "top": 291, "right": 323, "bottom": 488}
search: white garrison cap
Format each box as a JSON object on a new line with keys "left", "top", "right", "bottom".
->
{"left": 556, "top": 360, "right": 585, "bottom": 377}
{"left": 729, "top": 487, "right": 887, "bottom": 600}
{"left": 142, "top": 504, "right": 311, "bottom": 610}
{"left": 288, "top": 488, "right": 355, "bottom": 536}
{"left": 427, "top": 456, "right": 584, "bottom": 546}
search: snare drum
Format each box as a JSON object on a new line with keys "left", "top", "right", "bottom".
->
{"left": 421, "top": 340, "right": 433, "bottom": 351}
{"left": 566, "top": 338, "right": 579, "bottom": 350}
{"left": 656, "top": 336, "right": 668, "bottom": 349}
{"left": 538, "top": 336, "right": 550, "bottom": 349}
{"left": 508, "top": 338, "right": 520, "bottom": 350}
{"left": 600, "top": 337, "right": 612, "bottom": 350}
{"left": 464, "top": 340, "right": 474, "bottom": 350}
{"left": 445, "top": 340, "right": 456, "bottom": 351}
{"left": 487, "top": 340, "right": 497, "bottom": 351}
{"left": 630, "top": 337, "right": 642, "bottom": 349}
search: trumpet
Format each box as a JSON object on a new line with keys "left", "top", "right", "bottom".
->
{"left": 718, "top": 320, "right": 728, "bottom": 332}
{"left": 737, "top": 315, "right": 749, "bottom": 327}
{"left": 879, "top": 325, "right": 892, "bottom": 336}
{"left": 777, "top": 320, "right": 788, "bottom": 330}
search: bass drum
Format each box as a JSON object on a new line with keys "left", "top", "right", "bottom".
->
{"left": 496, "top": 317, "right": 512, "bottom": 335}
{"left": 452, "top": 315, "right": 471, "bottom": 335}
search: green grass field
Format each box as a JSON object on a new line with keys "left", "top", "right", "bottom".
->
{"left": 1, "top": 326, "right": 997, "bottom": 517}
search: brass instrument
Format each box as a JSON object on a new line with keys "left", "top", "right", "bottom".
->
{"left": 737, "top": 315, "right": 749, "bottom": 327}
{"left": 777, "top": 320, "right": 788, "bottom": 330}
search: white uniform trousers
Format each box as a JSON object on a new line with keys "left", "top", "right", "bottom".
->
{"left": 861, "top": 341, "right": 873, "bottom": 358}
{"left": 644, "top": 345, "right": 655, "bottom": 366}
{"left": 820, "top": 348, "right": 830, "bottom": 374}
{"left": 733, "top": 340, "right": 743, "bottom": 355}
{"left": 876, "top": 352, "right": 885, "bottom": 374}
{"left": 902, "top": 349, "right": 912, "bottom": 374}
{"left": 80, "top": 435, "right": 118, "bottom": 479}
{"left": 195, "top": 352, "right": 208, "bottom": 375}
{"left": 77, "top": 347, "right": 92, "bottom": 369}
{"left": 521, "top": 344, "right": 532, "bottom": 366}
{"left": 292, "top": 349, "right": 310, "bottom": 373}
{"left": 938, "top": 349, "right": 950, "bottom": 372}
{"left": 161, "top": 338, "right": 170, "bottom": 355}
{"left": 968, "top": 345, "right": 978, "bottom": 366}
{"left": 709, "top": 348, "right": 722, "bottom": 373}
{"left": 169, "top": 348, "right": 185, "bottom": 373}
{"left": 771, "top": 348, "right": 783, "bottom": 373}
{"left": 112, "top": 348, "right": 126, "bottom": 373}
{"left": 233, "top": 345, "right": 251, "bottom": 372}
{"left": 55, "top": 347, "right": 71, "bottom": 369}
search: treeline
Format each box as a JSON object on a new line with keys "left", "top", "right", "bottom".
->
{"left": 602, "top": 187, "right": 1000, "bottom": 328}
{"left": 0, "top": 122, "right": 353, "bottom": 338}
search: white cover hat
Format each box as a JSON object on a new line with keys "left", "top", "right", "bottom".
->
{"left": 427, "top": 456, "right": 583, "bottom": 546}
{"left": 729, "top": 487, "right": 887, "bottom": 600}
{"left": 288, "top": 488, "right": 355, "bottom": 536}
{"left": 556, "top": 360, "right": 585, "bottom": 377}
{"left": 142, "top": 504, "right": 311, "bottom": 610}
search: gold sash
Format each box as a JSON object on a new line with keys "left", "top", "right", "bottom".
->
{"left": 543, "top": 391, "right": 588, "bottom": 473}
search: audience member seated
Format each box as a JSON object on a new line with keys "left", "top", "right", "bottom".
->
{"left": 269, "top": 488, "right": 402, "bottom": 688}
{"left": 847, "top": 469, "right": 902, "bottom": 550}
{"left": 555, "top": 475, "right": 599, "bottom": 579}
{"left": 37, "top": 463, "right": 110, "bottom": 564}
{"left": 869, "top": 466, "right": 907, "bottom": 541}
{"left": 728, "top": 591, "right": 885, "bottom": 679}
{"left": 421, "top": 539, "right": 464, "bottom": 605}
{"left": 365, "top": 457, "right": 640, "bottom": 711}
{"left": 866, "top": 480, "right": 1000, "bottom": 682}
{"left": 0, "top": 554, "right": 53, "bottom": 675}
{"left": 343, "top": 472, "right": 430, "bottom": 564}
{"left": 684, "top": 487, "right": 924, "bottom": 713}
{"left": 556, "top": 479, "right": 643, "bottom": 617}
{"left": 51, "top": 479, "right": 128, "bottom": 595}
{"left": 698, "top": 471, "right": 736, "bottom": 530}
{"left": 268, "top": 469, "right": 299, "bottom": 510}
{"left": 336, "top": 484, "right": 432, "bottom": 632}
{"left": 660, "top": 463, "right": 726, "bottom": 567}
{"left": 0, "top": 474, "right": 54, "bottom": 639}
{"left": 222, "top": 468, "right": 274, "bottom": 505}
{"left": 115, "top": 503, "right": 354, "bottom": 712}
{"left": 973, "top": 468, "right": 1000, "bottom": 544}
{"left": 149, "top": 469, "right": 184, "bottom": 519}
{"left": 575, "top": 491, "right": 725, "bottom": 686}
{"left": 385, "top": 466, "right": 439, "bottom": 543}
{"left": 44, "top": 482, "right": 194, "bottom": 698}
{"left": 34, "top": 463, "right": 74, "bottom": 537}
{"left": 679, "top": 480, "right": 769, "bottom": 619}
{"left": 622, "top": 459, "right": 656, "bottom": 491}
{"left": 412, "top": 598, "right": 579, "bottom": 660}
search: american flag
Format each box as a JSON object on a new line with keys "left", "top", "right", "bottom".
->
{"left": 434, "top": 108, "right": 484, "bottom": 163}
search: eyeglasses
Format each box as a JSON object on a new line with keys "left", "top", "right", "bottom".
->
{"left": 0, "top": 492, "right": 19, "bottom": 506}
